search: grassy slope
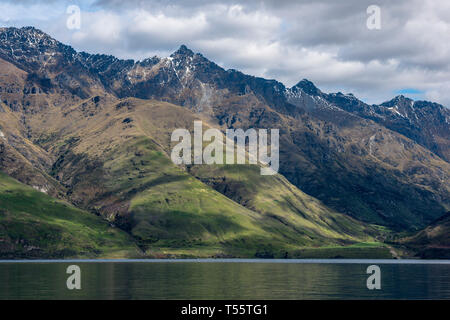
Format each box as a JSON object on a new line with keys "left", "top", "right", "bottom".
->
{"left": 102, "top": 137, "right": 280, "bottom": 257}
{"left": 103, "top": 138, "right": 389, "bottom": 258}
{"left": 0, "top": 172, "right": 139, "bottom": 258}
{"left": 190, "top": 164, "right": 380, "bottom": 241}
{"left": 189, "top": 164, "right": 392, "bottom": 258}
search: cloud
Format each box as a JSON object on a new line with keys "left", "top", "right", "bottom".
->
{"left": 0, "top": 0, "right": 450, "bottom": 106}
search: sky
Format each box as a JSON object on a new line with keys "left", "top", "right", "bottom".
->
{"left": 1, "top": 0, "right": 450, "bottom": 106}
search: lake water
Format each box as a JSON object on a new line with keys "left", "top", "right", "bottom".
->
{"left": 0, "top": 259, "right": 449, "bottom": 299}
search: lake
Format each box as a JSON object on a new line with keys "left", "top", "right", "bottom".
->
{"left": 0, "top": 259, "right": 449, "bottom": 299}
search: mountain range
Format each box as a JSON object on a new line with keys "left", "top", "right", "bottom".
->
{"left": 0, "top": 26, "right": 449, "bottom": 259}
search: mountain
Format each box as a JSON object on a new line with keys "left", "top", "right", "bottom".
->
{"left": 0, "top": 26, "right": 449, "bottom": 257}
{"left": 1, "top": 92, "right": 386, "bottom": 258}
{"left": 399, "top": 212, "right": 450, "bottom": 259}
{"left": 63, "top": 39, "right": 449, "bottom": 231}
{"left": 321, "top": 90, "right": 450, "bottom": 162}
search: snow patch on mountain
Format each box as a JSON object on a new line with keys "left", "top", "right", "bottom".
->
{"left": 387, "top": 106, "right": 405, "bottom": 117}
{"left": 32, "top": 185, "right": 48, "bottom": 194}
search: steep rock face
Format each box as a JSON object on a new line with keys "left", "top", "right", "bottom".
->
{"left": 0, "top": 27, "right": 449, "bottom": 232}
{"left": 0, "top": 27, "right": 106, "bottom": 99}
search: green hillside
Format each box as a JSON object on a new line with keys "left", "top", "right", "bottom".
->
{"left": 1, "top": 97, "right": 392, "bottom": 259}
{"left": 0, "top": 172, "right": 139, "bottom": 258}
{"left": 113, "top": 140, "right": 388, "bottom": 257}
{"left": 190, "top": 164, "right": 381, "bottom": 239}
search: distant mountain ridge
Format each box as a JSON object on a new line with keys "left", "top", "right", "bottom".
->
{"left": 1, "top": 27, "right": 448, "bottom": 128}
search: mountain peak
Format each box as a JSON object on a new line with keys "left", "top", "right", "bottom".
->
{"left": 1, "top": 26, "right": 48, "bottom": 37}
{"left": 381, "top": 95, "right": 414, "bottom": 108}
{"left": 293, "top": 79, "right": 322, "bottom": 96}
{"left": 171, "top": 45, "right": 195, "bottom": 57}
{"left": 0, "top": 25, "right": 61, "bottom": 50}
{"left": 393, "top": 94, "right": 412, "bottom": 102}
{"left": 20, "top": 26, "right": 43, "bottom": 32}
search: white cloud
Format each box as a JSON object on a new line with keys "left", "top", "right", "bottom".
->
{"left": 1, "top": 0, "right": 450, "bottom": 106}
{"left": 72, "top": 11, "right": 122, "bottom": 45}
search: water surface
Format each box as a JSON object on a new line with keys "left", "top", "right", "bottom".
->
{"left": 0, "top": 259, "right": 449, "bottom": 299}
